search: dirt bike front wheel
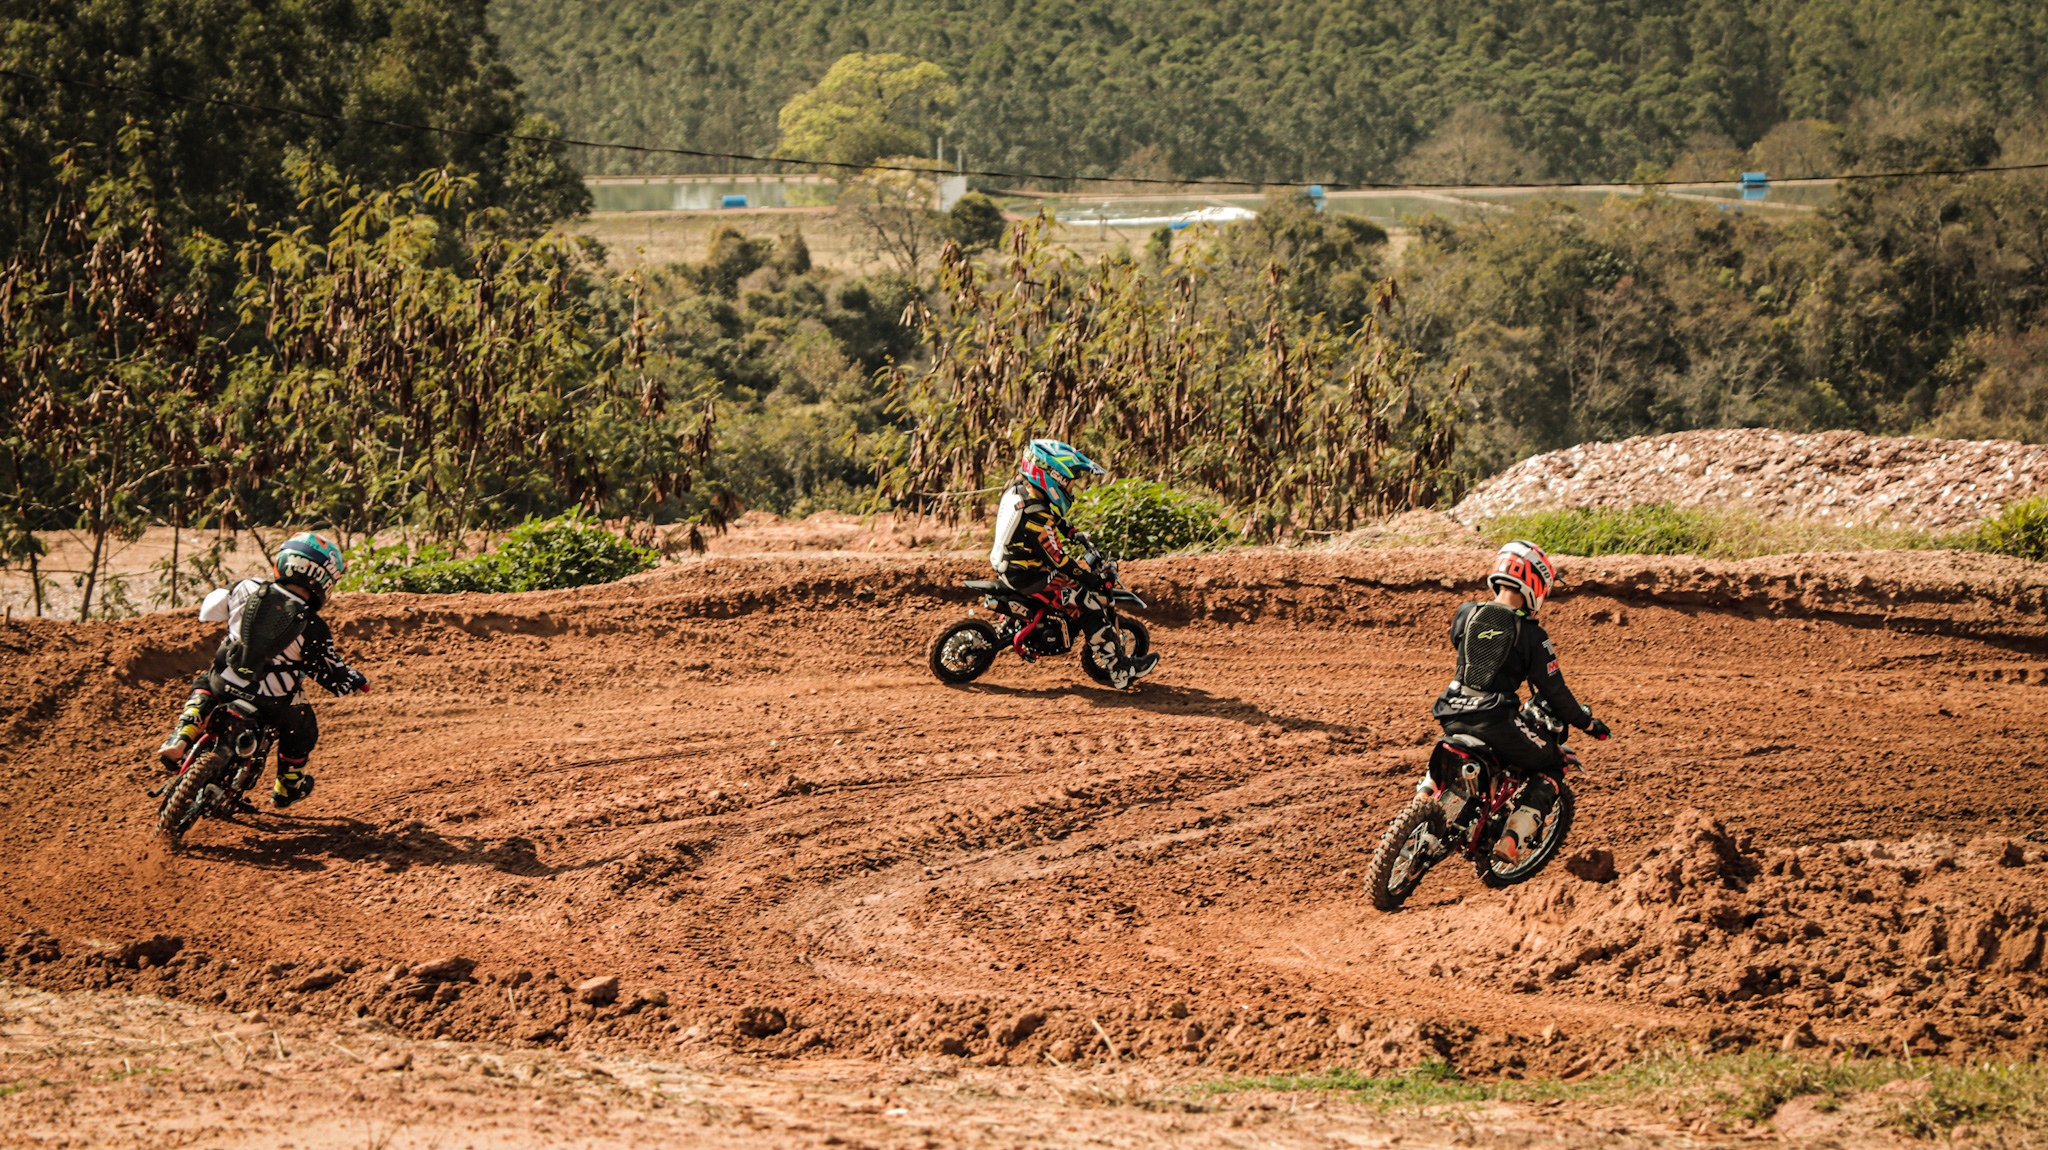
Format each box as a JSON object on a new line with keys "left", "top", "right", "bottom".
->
{"left": 1364, "top": 796, "right": 1448, "bottom": 911}
{"left": 928, "top": 618, "right": 1001, "bottom": 684}
{"left": 154, "top": 750, "right": 230, "bottom": 848}
{"left": 1080, "top": 616, "right": 1151, "bottom": 686}
{"left": 1478, "top": 781, "right": 1575, "bottom": 888}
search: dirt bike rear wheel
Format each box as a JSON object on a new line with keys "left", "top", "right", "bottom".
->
{"left": 1364, "top": 796, "right": 1447, "bottom": 911}
{"left": 1478, "top": 781, "right": 1575, "bottom": 888}
{"left": 1080, "top": 616, "right": 1151, "bottom": 686}
{"left": 154, "top": 750, "right": 229, "bottom": 847}
{"left": 928, "top": 618, "right": 1001, "bottom": 684}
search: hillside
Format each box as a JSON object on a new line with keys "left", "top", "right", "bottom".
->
{"left": 488, "top": 0, "right": 2048, "bottom": 183}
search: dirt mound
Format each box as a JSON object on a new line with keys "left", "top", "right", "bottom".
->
{"left": 1452, "top": 429, "right": 2048, "bottom": 532}
{"left": 1422, "top": 811, "right": 2047, "bottom": 1055}
{"left": 704, "top": 510, "right": 975, "bottom": 555}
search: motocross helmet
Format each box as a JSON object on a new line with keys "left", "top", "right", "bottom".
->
{"left": 1018, "top": 439, "right": 1106, "bottom": 515}
{"left": 1487, "top": 539, "right": 1554, "bottom": 614}
{"left": 273, "top": 531, "right": 346, "bottom": 609}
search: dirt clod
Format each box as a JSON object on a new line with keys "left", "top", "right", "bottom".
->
{"left": 1562, "top": 847, "right": 1617, "bottom": 883}
{"left": 414, "top": 955, "right": 476, "bottom": 981}
{"left": 996, "top": 1010, "right": 1047, "bottom": 1046}
{"left": 573, "top": 975, "right": 619, "bottom": 1005}
{"left": 735, "top": 1004, "right": 787, "bottom": 1038}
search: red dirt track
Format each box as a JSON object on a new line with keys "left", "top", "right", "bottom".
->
{"left": 4, "top": 548, "right": 2048, "bottom": 1079}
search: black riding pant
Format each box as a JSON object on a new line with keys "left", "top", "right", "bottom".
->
{"left": 1442, "top": 715, "right": 1561, "bottom": 813}
{"left": 192, "top": 670, "right": 319, "bottom": 760}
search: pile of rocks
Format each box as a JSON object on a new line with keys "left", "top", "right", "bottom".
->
{"left": 1452, "top": 430, "right": 2048, "bottom": 532}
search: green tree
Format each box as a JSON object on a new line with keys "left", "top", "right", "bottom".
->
{"left": 0, "top": 0, "right": 587, "bottom": 256}
{"left": 774, "top": 52, "right": 956, "bottom": 169}
{"left": 944, "top": 192, "right": 1007, "bottom": 253}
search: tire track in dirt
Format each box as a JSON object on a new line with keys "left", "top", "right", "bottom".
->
{"left": 1, "top": 549, "right": 2044, "bottom": 1076}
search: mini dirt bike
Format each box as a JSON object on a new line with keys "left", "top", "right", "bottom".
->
{"left": 1363, "top": 698, "right": 1589, "bottom": 910}
{"left": 151, "top": 698, "right": 277, "bottom": 846}
{"left": 927, "top": 541, "right": 1150, "bottom": 687}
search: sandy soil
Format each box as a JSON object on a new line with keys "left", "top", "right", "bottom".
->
{"left": 0, "top": 978, "right": 1950, "bottom": 1150}
{"left": 3, "top": 547, "right": 2046, "bottom": 1144}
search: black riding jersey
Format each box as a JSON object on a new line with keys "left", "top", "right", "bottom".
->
{"left": 1431, "top": 600, "right": 1592, "bottom": 729}
{"left": 988, "top": 479, "right": 1090, "bottom": 584}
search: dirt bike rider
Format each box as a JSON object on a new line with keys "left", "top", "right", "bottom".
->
{"left": 990, "top": 439, "right": 1160, "bottom": 689}
{"left": 155, "top": 532, "right": 369, "bottom": 809}
{"left": 1433, "top": 540, "right": 1610, "bottom": 866}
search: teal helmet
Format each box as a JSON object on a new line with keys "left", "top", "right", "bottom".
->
{"left": 1019, "top": 439, "right": 1105, "bottom": 515}
{"left": 274, "top": 531, "right": 346, "bottom": 607}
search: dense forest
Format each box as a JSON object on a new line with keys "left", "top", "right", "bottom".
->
{"left": 489, "top": 0, "right": 2048, "bottom": 183}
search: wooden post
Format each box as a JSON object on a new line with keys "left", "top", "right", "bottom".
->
{"left": 169, "top": 502, "right": 183, "bottom": 608}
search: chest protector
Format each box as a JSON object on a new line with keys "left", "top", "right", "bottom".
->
{"left": 1456, "top": 602, "right": 1523, "bottom": 694}
{"left": 228, "top": 582, "right": 311, "bottom": 677}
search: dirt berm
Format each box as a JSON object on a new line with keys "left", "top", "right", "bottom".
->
{"left": 3, "top": 546, "right": 2045, "bottom": 1079}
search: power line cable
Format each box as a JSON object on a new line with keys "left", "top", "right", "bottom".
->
{"left": 9, "top": 65, "right": 2048, "bottom": 192}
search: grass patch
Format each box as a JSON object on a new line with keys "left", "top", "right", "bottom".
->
{"left": 1202, "top": 1050, "right": 2048, "bottom": 1138}
{"left": 1203, "top": 1059, "right": 1504, "bottom": 1106}
{"left": 1963, "top": 495, "right": 2048, "bottom": 562}
{"left": 1478, "top": 503, "right": 1963, "bottom": 561}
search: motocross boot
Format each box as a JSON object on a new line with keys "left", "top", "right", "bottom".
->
{"left": 273, "top": 756, "right": 316, "bottom": 809}
{"left": 157, "top": 690, "right": 209, "bottom": 769}
{"left": 1108, "top": 651, "right": 1161, "bottom": 690}
{"left": 1089, "top": 627, "right": 1161, "bottom": 690}
{"left": 1492, "top": 806, "right": 1543, "bottom": 867}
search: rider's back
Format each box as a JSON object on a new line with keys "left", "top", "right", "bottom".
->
{"left": 1432, "top": 600, "right": 1585, "bottom": 728}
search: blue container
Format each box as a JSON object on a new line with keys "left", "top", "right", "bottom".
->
{"left": 720, "top": 194, "right": 749, "bottom": 209}
{"left": 1740, "top": 172, "right": 1768, "bottom": 201}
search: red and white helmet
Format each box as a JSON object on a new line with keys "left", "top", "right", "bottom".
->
{"left": 1488, "top": 539, "right": 1555, "bottom": 612}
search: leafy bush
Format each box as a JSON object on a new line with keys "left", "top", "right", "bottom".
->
{"left": 488, "top": 516, "right": 660, "bottom": 591}
{"left": 1964, "top": 497, "right": 2048, "bottom": 562}
{"left": 1069, "top": 479, "right": 1237, "bottom": 560}
{"left": 338, "top": 540, "right": 485, "bottom": 594}
{"left": 342, "top": 515, "right": 657, "bottom": 595}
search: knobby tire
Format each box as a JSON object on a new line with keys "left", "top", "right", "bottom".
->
{"left": 1364, "top": 796, "right": 1447, "bottom": 911}
{"left": 928, "top": 619, "right": 1001, "bottom": 684}
{"left": 154, "top": 750, "right": 229, "bottom": 848}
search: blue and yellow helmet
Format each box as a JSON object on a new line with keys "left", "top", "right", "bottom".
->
{"left": 1019, "top": 439, "right": 1106, "bottom": 514}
